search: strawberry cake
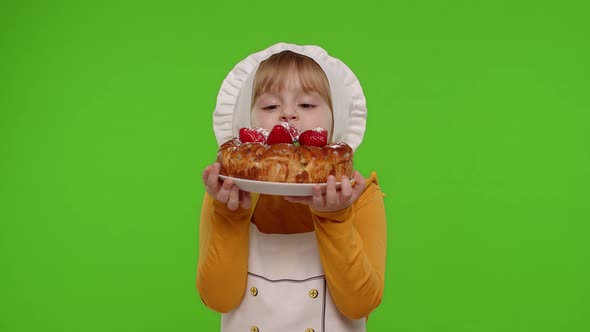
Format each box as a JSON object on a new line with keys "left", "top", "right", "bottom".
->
{"left": 217, "top": 122, "right": 353, "bottom": 183}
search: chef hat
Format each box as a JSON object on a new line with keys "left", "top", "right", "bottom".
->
{"left": 212, "top": 42, "right": 367, "bottom": 151}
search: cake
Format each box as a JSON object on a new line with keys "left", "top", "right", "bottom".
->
{"left": 217, "top": 122, "right": 353, "bottom": 183}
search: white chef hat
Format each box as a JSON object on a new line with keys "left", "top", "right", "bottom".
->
{"left": 212, "top": 42, "right": 367, "bottom": 151}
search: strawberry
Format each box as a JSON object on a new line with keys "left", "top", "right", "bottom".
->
{"left": 239, "top": 127, "right": 267, "bottom": 143}
{"left": 298, "top": 128, "right": 328, "bottom": 147}
{"left": 282, "top": 121, "right": 299, "bottom": 140}
{"left": 266, "top": 124, "right": 294, "bottom": 145}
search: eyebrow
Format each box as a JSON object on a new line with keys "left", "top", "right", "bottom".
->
{"left": 255, "top": 92, "right": 278, "bottom": 101}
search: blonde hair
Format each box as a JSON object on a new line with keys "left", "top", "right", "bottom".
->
{"left": 251, "top": 51, "right": 333, "bottom": 111}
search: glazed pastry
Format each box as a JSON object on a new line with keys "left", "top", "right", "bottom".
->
{"left": 217, "top": 123, "right": 353, "bottom": 183}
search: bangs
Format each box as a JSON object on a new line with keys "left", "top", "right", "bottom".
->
{"left": 251, "top": 51, "right": 333, "bottom": 110}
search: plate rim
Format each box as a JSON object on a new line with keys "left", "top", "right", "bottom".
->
{"left": 217, "top": 175, "right": 346, "bottom": 196}
{"left": 218, "top": 175, "right": 332, "bottom": 186}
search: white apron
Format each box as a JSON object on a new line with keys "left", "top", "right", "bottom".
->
{"left": 221, "top": 223, "right": 366, "bottom": 332}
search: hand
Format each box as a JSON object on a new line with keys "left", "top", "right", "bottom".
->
{"left": 202, "top": 162, "right": 251, "bottom": 211}
{"left": 284, "top": 171, "right": 366, "bottom": 212}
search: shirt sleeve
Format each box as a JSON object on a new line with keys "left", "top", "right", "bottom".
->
{"left": 310, "top": 172, "right": 387, "bottom": 319}
{"left": 196, "top": 193, "right": 252, "bottom": 313}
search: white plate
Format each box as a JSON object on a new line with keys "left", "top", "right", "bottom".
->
{"left": 219, "top": 175, "right": 347, "bottom": 196}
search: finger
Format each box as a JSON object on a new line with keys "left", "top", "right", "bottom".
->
{"left": 227, "top": 185, "right": 240, "bottom": 210}
{"left": 325, "top": 175, "right": 338, "bottom": 207}
{"left": 211, "top": 162, "right": 221, "bottom": 176}
{"left": 240, "top": 191, "right": 252, "bottom": 209}
{"left": 340, "top": 175, "right": 353, "bottom": 202}
{"left": 312, "top": 184, "right": 324, "bottom": 207}
{"left": 202, "top": 165, "right": 211, "bottom": 185}
{"left": 206, "top": 163, "right": 222, "bottom": 193}
{"left": 216, "top": 178, "right": 234, "bottom": 203}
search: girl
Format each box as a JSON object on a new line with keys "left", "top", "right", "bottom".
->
{"left": 198, "top": 43, "right": 387, "bottom": 332}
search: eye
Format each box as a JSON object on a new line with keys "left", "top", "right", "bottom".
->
{"left": 262, "top": 105, "right": 279, "bottom": 111}
{"left": 299, "top": 103, "right": 315, "bottom": 109}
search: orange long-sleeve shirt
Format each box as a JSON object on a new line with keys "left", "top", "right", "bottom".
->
{"left": 197, "top": 172, "right": 387, "bottom": 319}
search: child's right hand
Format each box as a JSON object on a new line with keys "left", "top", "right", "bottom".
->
{"left": 202, "top": 162, "right": 251, "bottom": 211}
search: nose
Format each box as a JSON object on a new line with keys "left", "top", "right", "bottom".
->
{"left": 279, "top": 105, "right": 297, "bottom": 122}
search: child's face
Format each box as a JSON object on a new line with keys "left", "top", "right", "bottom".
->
{"left": 250, "top": 78, "right": 333, "bottom": 137}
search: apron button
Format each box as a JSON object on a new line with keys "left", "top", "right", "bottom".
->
{"left": 250, "top": 287, "right": 258, "bottom": 296}
{"left": 250, "top": 326, "right": 259, "bottom": 332}
{"left": 308, "top": 289, "right": 319, "bottom": 298}
{"left": 305, "top": 329, "right": 315, "bottom": 332}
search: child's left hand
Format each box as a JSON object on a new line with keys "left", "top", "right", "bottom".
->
{"left": 284, "top": 171, "right": 366, "bottom": 212}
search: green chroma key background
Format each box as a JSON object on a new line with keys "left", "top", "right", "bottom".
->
{"left": 1, "top": 0, "right": 588, "bottom": 331}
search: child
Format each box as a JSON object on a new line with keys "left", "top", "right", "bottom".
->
{"left": 198, "top": 43, "right": 387, "bottom": 332}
